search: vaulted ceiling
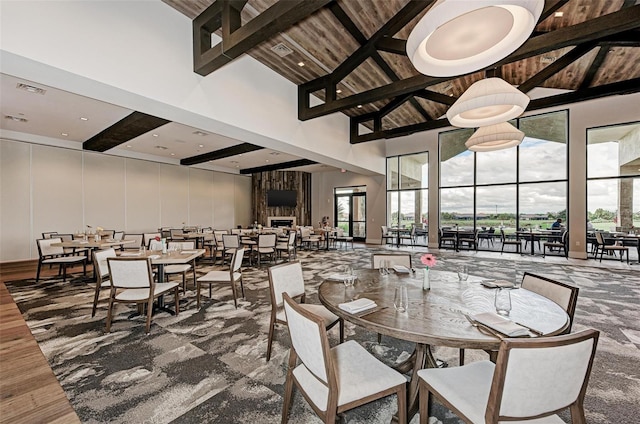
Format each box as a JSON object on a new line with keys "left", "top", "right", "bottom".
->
{"left": 165, "top": 0, "right": 640, "bottom": 143}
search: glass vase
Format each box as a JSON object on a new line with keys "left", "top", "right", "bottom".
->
{"left": 423, "top": 268, "right": 430, "bottom": 290}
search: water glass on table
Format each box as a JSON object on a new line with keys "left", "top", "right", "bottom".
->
{"left": 394, "top": 283, "right": 408, "bottom": 313}
{"left": 457, "top": 265, "right": 469, "bottom": 282}
{"left": 343, "top": 265, "right": 355, "bottom": 287}
{"left": 495, "top": 288, "right": 512, "bottom": 316}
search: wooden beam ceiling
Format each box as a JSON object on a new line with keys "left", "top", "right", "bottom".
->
{"left": 83, "top": 112, "right": 170, "bottom": 152}
{"left": 240, "top": 158, "right": 316, "bottom": 174}
{"left": 180, "top": 142, "right": 263, "bottom": 165}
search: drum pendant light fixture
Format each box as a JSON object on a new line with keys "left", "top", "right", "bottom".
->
{"left": 446, "top": 77, "right": 530, "bottom": 128}
{"left": 465, "top": 121, "right": 524, "bottom": 152}
{"left": 407, "top": 0, "right": 544, "bottom": 77}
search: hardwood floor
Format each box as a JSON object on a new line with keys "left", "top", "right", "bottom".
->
{"left": 0, "top": 260, "right": 80, "bottom": 424}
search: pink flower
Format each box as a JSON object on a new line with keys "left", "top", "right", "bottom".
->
{"left": 155, "top": 236, "right": 161, "bottom": 241}
{"left": 420, "top": 253, "right": 436, "bottom": 267}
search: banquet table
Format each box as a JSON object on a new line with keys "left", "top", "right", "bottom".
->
{"left": 318, "top": 269, "right": 569, "bottom": 421}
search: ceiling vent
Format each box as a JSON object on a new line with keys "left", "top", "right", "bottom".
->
{"left": 271, "top": 43, "right": 294, "bottom": 57}
{"left": 16, "top": 83, "right": 46, "bottom": 95}
{"left": 540, "top": 55, "right": 556, "bottom": 64}
{"left": 5, "top": 115, "right": 28, "bottom": 122}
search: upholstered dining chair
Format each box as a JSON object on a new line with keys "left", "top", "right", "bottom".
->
{"left": 105, "top": 257, "right": 180, "bottom": 334}
{"left": 165, "top": 241, "right": 197, "bottom": 292}
{"left": 281, "top": 293, "right": 407, "bottom": 424}
{"left": 594, "top": 231, "right": 629, "bottom": 264}
{"left": 499, "top": 228, "right": 522, "bottom": 255}
{"left": 143, "top": 232, "right": 161, "bottom": 249}
{"left": 122, "top": 233, "right": 143, "bottom": 250}
{"left": 257, "top": 233, "right": 277, "bottom": 265}
{"left": 196, "top": 248, "right": 245, "bottom": 309}
{"left": 91, "top": 248, "right": 117, "bottom": 317}
{"left": 276, "top": 231, "right": 297, "bottom": 261}
{"left": 371, "top": 253, "right": 412, "bottom": 269}
{"left": 266, "top": 261, "right": 343, "bottom": 362}
{"left": 521, "top": 272, "right": 579, "bottom": 333}
{"left": 221, "top": 234, "right": 240, "bottom": 265}
{"left": 335, "top": 228, "right": 354, "bottom": 249}
{"left": 418, "top": 329, "right": 599, "bottom": 424}
{"left": 35, "top": 238, "right": 87, "bottom": 282}
{"left": 543, "top": 230, "right": 569, "bottom": 258}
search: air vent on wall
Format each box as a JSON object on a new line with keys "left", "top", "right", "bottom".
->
{"left": 5, "top": 115, "right": 28, "bottom": 122}
{"left": 16, "top": 83, "right": 46, "bottom": 95}
{"left": 271, "top": 42, "right": 294, "bottom": 57}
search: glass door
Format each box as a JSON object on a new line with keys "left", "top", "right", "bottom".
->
{"left": 335, "top": 187, "right": 366, "bottom": 241}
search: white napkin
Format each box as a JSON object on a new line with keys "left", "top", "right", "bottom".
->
{"left": 392, "top": 265, "right": 410, "bottom": 273}
{"left": 472, "top": 312, "right": 529, "bottom": 337}
{"left": 148, "top": 254, "right": 161, "bottom": 260}
{"left": 339, "top": 298, "right": 377, "bottom": 314}
{"left": 181, "top": 250, "right": 198, "bottom": 254}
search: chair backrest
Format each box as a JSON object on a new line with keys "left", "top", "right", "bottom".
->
{"left": 42, "top": 231, "right": 58, "bottom": 239}
{"left": 300, "top": 227, "right": 312, "bottom": 238}
{"left": 258, "top": 233, "right": 277, "bottom": 248}
{"left": 37, "top": 238, "right": 64, "bottom": 257}
{"left": 113, "top": 231, "right": 124, "bottom": 241}
{"left": 143, "top": 233, "right": 161, "bottom": 248}
{"left": 107, "top": 257, "right": 154, "bottom": 289}
{"left": 214, "top": 230, "right": 229, "bottom": 237}
{"left": 222, "top": 234, "right": 240, "bottom": 249}
{"left": 168, "top": 241, "right": 195, "bottom": 250}
{"left": 93, "top": 248, "right": 117, "bottom": 280}
{"left": 58, "top": 233, "right": 73, "bottom": 242}
{"left": 487, "top": 329, "right": 599, "bottom": 422}
{"left": 283, "top": 293, "right": 331, "bottom": 384}
{"left": 594, "top": 231, "right": 605, "bottom": 245}
{"left": 231, "top": 228, "right": 241, "bottom": 235}
{"left": 149, "top": 239, "right": 163, "bottom": 251}
{"left": 231, "top": 248, "right": 245, "bottom": 273}
{"left": 102, "top": 230, "right": 116, "bottom": 238}
{"left": 381, "top": 226, "right": 388, "bottom": 236}
{"left": 268, "top": 261, "right": 305, "bottom": 308}
{"left": 521, "top": 272, "right": 579, "bottom": 332}
{"left": 170, "top": 228, "right": 184, "bottom": 238}
{"left": 287, "top": 231, "right": 297, "bottom": 246}
{"left": 371, "top": 253, "right": 411, "bottom": 269}
{"left": 122, "top": 233, "right": 143, "bottom": 250}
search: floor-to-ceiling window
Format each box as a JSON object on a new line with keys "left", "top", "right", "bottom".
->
{"left": 386, "top": 153, "right": 429, "bottom": 245}
{"left": 438, "top": 110, "right": 568, "bottom": 252}
{"left": 587, "top": 122, "right": 640, "bottom": 260}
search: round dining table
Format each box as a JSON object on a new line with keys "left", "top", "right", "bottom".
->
{"left": 318, "top": 268, "right": 570, "bottom": 421}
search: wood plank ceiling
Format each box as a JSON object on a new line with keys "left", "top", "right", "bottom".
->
{"left": 163, "top": 0, "right": 640, "bottom": 145}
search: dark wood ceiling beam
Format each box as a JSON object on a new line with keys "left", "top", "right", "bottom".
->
{"left": 597, "top": 30, "right": 640, "bottom": 47}
{"left": 376, "top": 36, "right": 406, "bottom": 55}
{"left": 578, "top": 45, "right": 609, "bottom": 90}
{"left": 83, "top": 112, "right": 170, "bottom": 152}
{"left": 538, "top": 0, "right": 570, "bottom": 22}
{"left": 181, "top": 143, "right": 263, "bottom": 166}
{"left": 413, "top": 90, "right": 457, "bottom": 106}
{"left": 240, "top": 159, "right": 316, "bottom": 174}
{"left": 300, "top": 5, "right": 640, "bottom": 121}
{"left": 194, "top": 0, "right": 331, "bottom": 76}
{"left": 328, "top": 2, "right": 366, "bottom": 45}
{"left": 351, "top": 77, "right": 640, "bottom": 143}
{"left": 518, "top": 43, "right": 597, "bottom": 94}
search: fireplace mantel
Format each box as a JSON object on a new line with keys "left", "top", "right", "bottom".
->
{"left": 267, "top": 216, "right": 296, "bottom": 227}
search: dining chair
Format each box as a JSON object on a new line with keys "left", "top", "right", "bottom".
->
{"left": 112, "top": 231, "right": 124, "bottom": 241}
{"left": 543, "top": 230, "right": 569, "bottom": 258}
{"left": 399, "top": 225, "right": 415, "bottom": 247}
{"left": 499, "top": 229, "right": 522, "bottom": 255}
{"left": 266, "top": 261, "right": 343, "bottom": 362}
{"left": 143, "top": 232, "right": 161, "bottom": 249}
{"left": 438, "top": 228, "right": 457, "bottom": 250}
{"left": 165, "top": 241, "right": 197, "bottom": 292}
{"left": 281, "top": 293, "right": 407, "bottom": 424}
{"left": 105, "top": 257, "right": 180, "bottom": 334}
{"left": 91, "top": 248, "right": 117, "bottom": 317}
{"left": 257, "top": 234, "right": 277, "bottom": 265}
{"left": 221, "top": 234, "right": 240, "bottom": 265}
{"left": 300, "top": 227, "right": 321, "bottom": 250}
{"left": 196, "top": 248, "right": 245, "bottom": 308}
{"left": 418, "top": 329, "right": 599, "bottom": 424}
{"left": 371, "top": 253, "right": 411, "bottom": 269}
{"left": 276, "top": 231, "right": 297, "bottom": 261}
{"left": 122, "top": 233, "right": 143, "bottom": 250}
{"left": 594, "top": 231, "right": 629, "bottom": 264}
{"left": 35, "top": 238, "right": 87, "bottom": 282}
{"left": 335, "top": 228, "right": 354, "bottom": 249}
{"left": 521, "top": 272, "right": 579, "bottom": 333}
{"left": 42, "top": 231, "right": 58, "bottom": 239}
{"left": 457, "top": 229, "right": 478, "bottom": 251}
{"left": 169, "top": 228, "right": 185, "bottom": 241}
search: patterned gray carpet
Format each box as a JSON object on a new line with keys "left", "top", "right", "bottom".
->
{"left": 5, "top": 247, "right": 639, "bottom": 423}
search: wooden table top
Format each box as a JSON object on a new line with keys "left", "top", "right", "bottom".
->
{"left": 118, "top": 249, "right": 205, "bottom": 264}
{"left": 319, "top": 269, "right": 569, "bottom": 350}
{"left": 52, "top": 239, "right": 136, "bottom": 249}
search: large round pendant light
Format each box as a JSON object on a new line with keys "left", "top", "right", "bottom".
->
{"left": 407, "top": 0, "right": 544, "bottom": 77}
{"left": 446, "top": 77, "right": 530, "bottom": 128}
{"left": 465, "top": 121, "right": 524, "bottom": 152}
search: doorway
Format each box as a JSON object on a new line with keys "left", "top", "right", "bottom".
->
{"left": 335, "top": 186, "right": 366, "bottom": 241}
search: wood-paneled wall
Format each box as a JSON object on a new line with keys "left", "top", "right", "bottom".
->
{"left": 251, "top": 171, "right": 311, "bottom": 227}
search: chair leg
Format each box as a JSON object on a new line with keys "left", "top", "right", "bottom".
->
{"left": 36, "top": 260, "right": 43, "bottom": 282}
{"left": 106, "top": 296, "right": 114, "bottom": 332}
{"left": 196, "top": 280, "right": 202, "bottom": 309}
{"left": 145, "top": 298, "right": 153, "bottom": 334}
{"left": 239, "top": 276, "right": 245, "bottom": 299}
{"left": 459, "top": 348, "right": 464, "bottom": 366}
{"left": 338, "top": 319, "right": 344, "bottom": 343}
{"left": 92, "top": 282, "right": 101, "bottom": 317}
{"left": 266, "top": 319, "right": 275, "bottom": 362}
{"left": 174, "top": 286, "right": 180, "bottom": 315}
{"left": 396, "top": 383, "right": 407, "bottom": 424}
{"left": 281, "top": 368, "right": 295, "bottom": 424}
{"left": 230, "top": 280, "right": 238, "bottom": 309}
{"left": 419, "top": 380, "right": 430, "bottom": 424}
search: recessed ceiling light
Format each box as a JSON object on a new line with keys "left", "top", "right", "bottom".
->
{"left": 126, "top": 145, "right": 132, "bottom": 148}
{"left": 4, "top": 115, "right": 28, "bottom": 122}
{"left": 336, "top": 89, "right": 342, "bottom": 94}
{"left": 236, "top": 165, "right": 240, "bottom": 168}
{"left": 152, "top": 133, "right": 159, "bottom": 137}
{"left": 193, "top": 130, "right": 208, "bottom": 136}
{"left": 170, "top": 153, "right": 175, "bottom": 156}
{"left": 554, "top": 11, "right": 563, "bottom": 17}
{"left": 80, "top": 117, "right": 88, "bottom": 121}
{"left": 265, "top": 159, "right": 269, "bottom": 163}
{"left": 357, "top": 105, "right": 363, "bottom": 108}
{"left": 297, "top": 61, "right": 305, "bottom": 67}
{"left": 198, "top": 144, "right": 204, "bottom": 148}
{"left": 61, "top": 133, "right": 68, "bottom": 137}
{"left": 16, "top": 83, "right": 46, "bottom": 95}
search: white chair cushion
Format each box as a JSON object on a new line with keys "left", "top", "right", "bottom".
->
{"left": 197, "top": 270, "right": 241, "bottom": 282}
{"left": 164, "top": 264, "right": 191, "bottom": 274}
{"left": 417, "top": 361, "right": 564, "bottom": 423}
{"left": 43, "top": 256, "right": 85, "bottom": 264}
{"left": 276, "top": 303, "right": 339, "bottom": 325}
{"left": 293, "top": 340, "right": 406, "bottom": 412}
{"left": 258, "top": 247, "right": 275, "bottom": 253}
{"left": 115, "top": 282, "right": 179, "bottom": 301}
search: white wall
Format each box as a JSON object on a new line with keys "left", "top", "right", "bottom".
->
{"left": 0, "top": 139, "right": 251, "bottom": 262}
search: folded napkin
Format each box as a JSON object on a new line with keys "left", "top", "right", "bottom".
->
{"left": 481, "top": 280, "right": 515, "bottom": 288}
{"left": 120, "top": 252, "right": 142, "bottom": 257}
{"left": 392, "top": 265, "right": 410, "bottom": 273}
{"left": 148, "top": 254, "right": 161, "bottom": 260}
{"left": 472, "top": 312, "right": 529, "bottom": 337}
{"left": 339, "top": 298, "right": 377, "bottom": 314}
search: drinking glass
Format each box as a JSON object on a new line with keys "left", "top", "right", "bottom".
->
{"left": 343, "top": 265, "right": 354, "bottom": 287}
{"left": 495, "top": 288, "right": 512, "bottom": 316}
{"left": 457, "top": 265, "right": 469, "bottom": 282}
{"left": 394, "top": 283, "right": 408, "bottom": 313}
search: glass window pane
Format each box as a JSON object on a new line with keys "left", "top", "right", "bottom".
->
{"left": 476, "top": 185, "right": 516, "bottom": 231}
{"left": 440, "top": 187, "right": 474, "bottom": 227}
{"left": 519, "top": 111, "right": 567, "bottom": 182}
{"left": 519, "top": 182, "right": 567, "bottom": 229}
{"left": 476, "top": 148, "right": 516, "bottom": 185}
{"left": 440, "top": 128, "right": 475, "bottom": 187}
{"left": 400, "top": 153, "right": 428, "bottom": 189}
{"left": 388, "top": 192, "right": 399, "bottom": 227}
{"left": 387, "top": 157, "right": 398, "bottom": 190}
{"left": 587, "top": 123, "right": 640, "bottom": 178}
{"left": 588, "top": 177, "right": 640, "bottom": 232}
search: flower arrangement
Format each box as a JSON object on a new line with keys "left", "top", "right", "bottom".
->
{"left": 420, "top": 253, "right": 436, "bottom": 268}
